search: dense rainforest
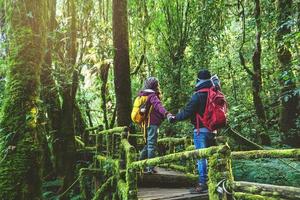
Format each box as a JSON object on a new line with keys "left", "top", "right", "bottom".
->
{"left": 0, "top": 0, "right": 299, "bottom": 199}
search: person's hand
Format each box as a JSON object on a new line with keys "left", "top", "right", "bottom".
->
{"left": 167, "top": 113, "right": 176, "bottom": 123}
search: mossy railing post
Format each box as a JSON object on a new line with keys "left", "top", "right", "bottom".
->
{"left": 208, "top": 144, "right": 234, "bottom": 200}
{"left": 123, "top": 139, "right": 138, "bottom": 200}
{"left": 79, "top": 168, "right": 102, "bottom": 200}
{"left": 96, "top": 134, "right": 103, "bottom": 154}
{"left": 169, "top": 141, "right": 175, "bottom": 154}
{"left": 106, "top": 134, "right": 113, "bottom": 157}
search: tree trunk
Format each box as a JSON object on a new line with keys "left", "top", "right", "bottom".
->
{"left": 40, "top": 0, "right": 62, "bottom": 176}
{"left": 100, "top": 63, "right": 110, "bottom": 129}
{"left": 57, "top": 0, "right": 78, "bottom": 196}
{"left": 0, "top": 0, "right": 46, "bottom": 199}
{"left": 252, "top": 0, "right": 266, "bottom": 122}
{"left": 276, "top": 0, "right": 299, "bottom": 147}
{"left": 112, "top": 0, "right": 132, "bottom": 127}
{"left": 75, "top": 103, "right": 87, "bottom": 143}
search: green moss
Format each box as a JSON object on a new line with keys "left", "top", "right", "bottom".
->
{"left": 232, "top": 149, "right": 300, "bottom": 160}
{"left": 131, "top": 145, "right": 225, "bottom": 170}
{"left": 208, "top": 144, "right": 234, "bottom": 200}
{"left": 234, "top": 192, "right": 281, "bottom": 200}
{"left": 232, "top": 158, "right": 300, "bottom": 187}
{"left": 117, "top": 179, "right": 127, "bottom": 199}
{"left": 0, "top": 0, "right": 47, "bottom": 199}
{"left": 120, "top": 139, "right": 137, "bottom": 199}
{"left": 96, "top": 155, "right": 119, "bottom": 178}
{"left": 185, "top": 145, "right": 195, "bottom": 151}
{"left": 79, "top": 168, "right": 102, "bottom": 200}
{"left": 157, "top": 137, "right": 189, "bottom": 146}
{"left": 94, "top": 126, "right": 128, "bottom": 135}
{"left": 159, "top": 163, "right": 187, "bottom": 172}
{"left": 92, "top": 176, "right": 116, "bottom": 200}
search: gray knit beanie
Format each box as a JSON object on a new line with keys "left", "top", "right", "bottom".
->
{"left": 143, "top": 77, "right": 159, "bottom": 90}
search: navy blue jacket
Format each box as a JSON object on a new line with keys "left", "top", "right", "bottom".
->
{"left": 175, "top": 80, "right": 213, "bottom": 128}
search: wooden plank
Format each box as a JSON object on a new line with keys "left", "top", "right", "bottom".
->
{"left": 138, "top": 188, "right": 208, "bottom": 200}
{"left": 138, "top": 168, "right": 198, "bottom": 188}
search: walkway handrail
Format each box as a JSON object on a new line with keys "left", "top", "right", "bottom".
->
{"left": 233, "top": 181, "right": 300, "bottom": 200}
{"left": 232, "top": 148, "right": 300, "bottom": 159}
{"left": 91, "top": 126, "right": 128, "bottom": 136}
{"left": 231, "top": 148, "right": 300, "bottom": 199}
{"left": 130, "top": 145, "right": 227, "bottom": 170}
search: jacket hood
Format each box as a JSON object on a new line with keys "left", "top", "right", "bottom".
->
{"left": 138, "top": 89, "right": 156, "bottom": 96}
{"left": 195, "top": 79, "right": 212, "bottom": 91}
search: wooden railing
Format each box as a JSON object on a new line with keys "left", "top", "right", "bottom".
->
{"left": 78, "top": 126, "right": 300, "bottom": 200}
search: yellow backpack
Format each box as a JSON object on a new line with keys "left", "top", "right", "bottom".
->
{"left": 131, "top": 95, "right": 153, "bottom": 141}
{"left": 131, "top": 96, "right": 150, "bottom": 124}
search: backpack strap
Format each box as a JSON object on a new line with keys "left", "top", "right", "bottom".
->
{"left": 142, "top": 105, "right": 153, "bottom": 143}
{"left": 195, "top": 88, "right": 211, "bottom": 134}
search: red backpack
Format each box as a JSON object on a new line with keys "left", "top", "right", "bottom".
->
{"left": 196, "top": 87, "right": 227, "bottom": 132}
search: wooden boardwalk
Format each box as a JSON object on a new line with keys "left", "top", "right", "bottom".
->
{"left": 138, "top": 188, "right": 208, "bottom": 200}
{"left": 138, "top": 168, "right": 208, "bottom": 200}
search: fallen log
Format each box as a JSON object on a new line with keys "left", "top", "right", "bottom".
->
{"left": 233, "top": 181, "right": 300, "bottom": 200}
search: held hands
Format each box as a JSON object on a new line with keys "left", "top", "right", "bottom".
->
{"left": 166, "top": 113, "right": 176, "bottom": 123}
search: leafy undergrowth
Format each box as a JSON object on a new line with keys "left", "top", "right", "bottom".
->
{"left": 42, "top": 179, "right": 81, "bottom": 200}
{"left": 232, "top": 158, "right": 300, "bottom": 187}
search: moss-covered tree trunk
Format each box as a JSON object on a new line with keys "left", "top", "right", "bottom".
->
{"left": 0, "top": 0, "right": 46, "bottom": 199}
{"left": 252, "top": 0, "right": 266, "bottom": 123}
{"left": 276, "top": 0, "right": 299, "bottom": 147}
{"left": 57, "top": 0, "right": 78, "bottom": 196}
{"left": 100, "top": 63, "right": 110, "bottom": 130}
{"left": 40, "top": 0, "right": 61, "bottom": 176}
{"left": 112, "top": 0, "right": 132, "bottom": 127}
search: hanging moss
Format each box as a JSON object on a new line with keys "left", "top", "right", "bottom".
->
{"left": 117, "top": 179, "right": 128, "bottom": 200}
{"left": 232, "top": 149, "right": 300, "bottom": 160}
{"left": 96, "top": 155, "right": 120, "bottom": 177}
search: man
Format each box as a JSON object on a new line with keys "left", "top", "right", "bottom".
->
{"left": 169, "top": 69, "right": 218, "bottom": 193}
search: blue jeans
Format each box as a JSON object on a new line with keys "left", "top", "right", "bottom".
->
{"left": 140, "top": 125, "right": 158, "bottom": 170}
{"left": 194, "top": 128, "right": 215, "bottom": 185}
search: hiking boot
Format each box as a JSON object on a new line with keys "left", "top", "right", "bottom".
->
{"left": 189, "top": 184, "right": 208, "bottom": 194}
{"left": 145, "top": 167, "right": 158, "bottom": 174}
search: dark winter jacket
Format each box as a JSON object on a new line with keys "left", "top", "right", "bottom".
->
{"left": 175, "top": 80, "right": 213, "bottom": 128}
{"left": 138, "top": 89, "right": 168, "bottom": 126}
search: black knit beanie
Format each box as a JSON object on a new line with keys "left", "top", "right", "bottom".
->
{"left": 197, "top": 69, "right": 211, "bottom": 80}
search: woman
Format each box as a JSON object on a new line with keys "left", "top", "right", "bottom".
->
{"left": 138, "top": 77, "right": 172, "bottom": 173}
